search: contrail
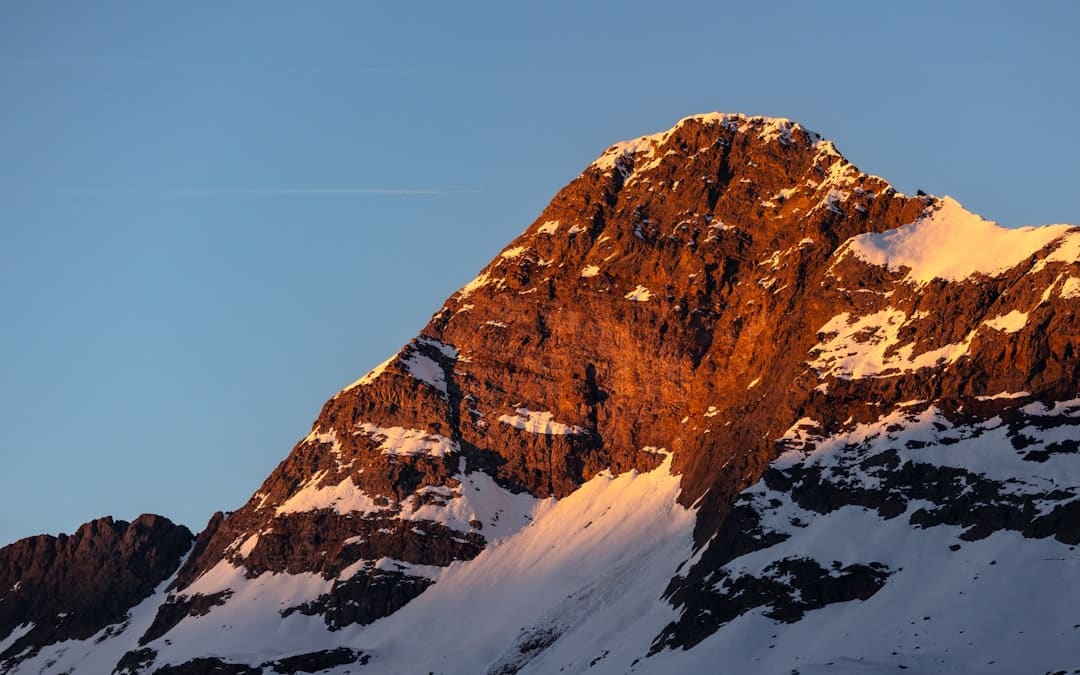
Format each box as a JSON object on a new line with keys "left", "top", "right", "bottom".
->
{"left": 3, "top": 187, "right": 481, "bottom": 196}
{"left": 0, "top": 56, "right": 130, "bottom": 66}
{"left": 126, "top": 188, "right": 481, "bottom": 196}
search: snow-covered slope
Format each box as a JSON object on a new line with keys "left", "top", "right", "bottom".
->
{"left": 352, "top": 452, "right": 694, "bottom": 675}
{"left": 650, "top": 397, "right": 1080, "bottom": 674}
{"left": 838, "top": 196, "right": 1077, "bottom": 285}
{"left": 8, "top": 455, "right": 694, "bottom": 675}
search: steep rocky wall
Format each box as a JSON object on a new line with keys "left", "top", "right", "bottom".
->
{"left": 168, "top": 116, "right": 931, "bottom": 597}
{"left": 0, "top": 515, "right": 192, "bottom": 662}
{"left": 166, "top": 115, "right": 1080, "bottom": 610}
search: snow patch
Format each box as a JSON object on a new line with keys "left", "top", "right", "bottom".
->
{"left": 369, "top": 557, "right": 445, "bottom": 581}
{"left": 355, "top": 423, "right": 459, "bottom": 457}
{"left": 983, "top": 310, "right": 1028, "bottom": 334}
{"left": 840, "top": 197, "right": 1073, "bottom": 285}
{"left": 624, "top": 285, "right": 652, "bottom": 302}
{"left": 0, "top": 622, "right": 34, "bottom": 655}
{"left": 808, "top": 309, "right": 973, "bottom": 380}
{"left": 537, "top": 220, "right": 559, "bottom": 235}
{"left": 275, "top": 474, "right": 387, "bottom": 516}
{"left": 400, "top": 351, "right": 447, "bottom": 396}
{"left": 975, "top": 391, "right": 1030, "bottom": 401}
{"left": 580, "top": 265, "right": 601, "bottom": 278}
{"left": 1060, "top": 277, "right": 1080, "bottom": 299}
{"left": 341, "top": 354, "right": 395, "bottom": 393}
{"left": 398, "top": 467, "right": 555, "bottom": 543}
{"left": 237, "top": 534, "right": 260, "bottom": 558}
{"left": 498, "top": 408, "right": 586, "bottom": 436}
{"left": 416, "top": 336, "right": 458, "bottom": 360}
{"left": 457, "top": 271, "right": 508, "bottom": 298}
{"left": 1029, "top": 229, "right": 1080, "bottom": 274}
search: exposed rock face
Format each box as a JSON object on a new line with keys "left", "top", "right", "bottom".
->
{"left": 169, "top": 115, "right": 932, "bottom": 605}
{"left": 0, "top": 515, "right": 192, "bottom": 665}
{"left": 3, "top": 112, "right": 1079, "bottom": 674}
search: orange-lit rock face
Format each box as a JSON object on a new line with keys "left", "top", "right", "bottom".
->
{"left": 174, "top": 114, "right": 1080, "bottom": 609}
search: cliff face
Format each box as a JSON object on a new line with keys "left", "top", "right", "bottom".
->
{"left": 4, "top": 113, "right": 1080, "bottom": 675}
{"left": 173, "top": 115, "right": 929, "bottom": 589}
{"left": 0, "top": 515, "right": 191, "bottom": 664}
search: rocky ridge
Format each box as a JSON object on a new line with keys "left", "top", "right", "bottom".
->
{"left": 0, "top": 515, "right": 191, "bottom": 667}
{"left": 2, "top": 112, "right": 1079, "bottom": 674}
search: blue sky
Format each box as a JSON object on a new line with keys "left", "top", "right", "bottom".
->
{"left": 2, "top": 1, "right": 1078, "bottom": 544}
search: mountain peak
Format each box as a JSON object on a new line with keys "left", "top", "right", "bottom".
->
{"left": 591, "top": 112, "right": 826, "bottom": 174}
{"left": 446, "top": 113, "right": 926, "bottom": 330}
{"left": 4, "top": 113, "right": 1080, "bottom": 675}
{"left": 586, "top": 112, "right": 874, "bottom": 211}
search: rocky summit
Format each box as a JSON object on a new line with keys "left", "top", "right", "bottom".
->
{"left": 3, "top": 113, "right": 1080, "bottom": 674}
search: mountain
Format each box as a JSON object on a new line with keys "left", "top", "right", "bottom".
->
{"left": 3, "top": 112, "right": 1079, "bottom": 674}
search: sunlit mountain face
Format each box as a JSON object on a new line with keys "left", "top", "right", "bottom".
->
{"left": 4, "top": 113, "right": 1080, "bottom": 675}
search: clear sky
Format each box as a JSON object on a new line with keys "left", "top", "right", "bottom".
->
{"left": 2, "top": 1, "right": 1077, "bottom": 545}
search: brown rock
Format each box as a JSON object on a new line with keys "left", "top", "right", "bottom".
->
{"left": 0, "top": 514, "right": 192, "bottom": 661}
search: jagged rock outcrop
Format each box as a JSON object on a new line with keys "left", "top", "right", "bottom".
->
{"left": 3, "top": 112, "right": 1079, "bottom": 674}
{"left": 0, "top": 515, "right": 192, "bottom": 665}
